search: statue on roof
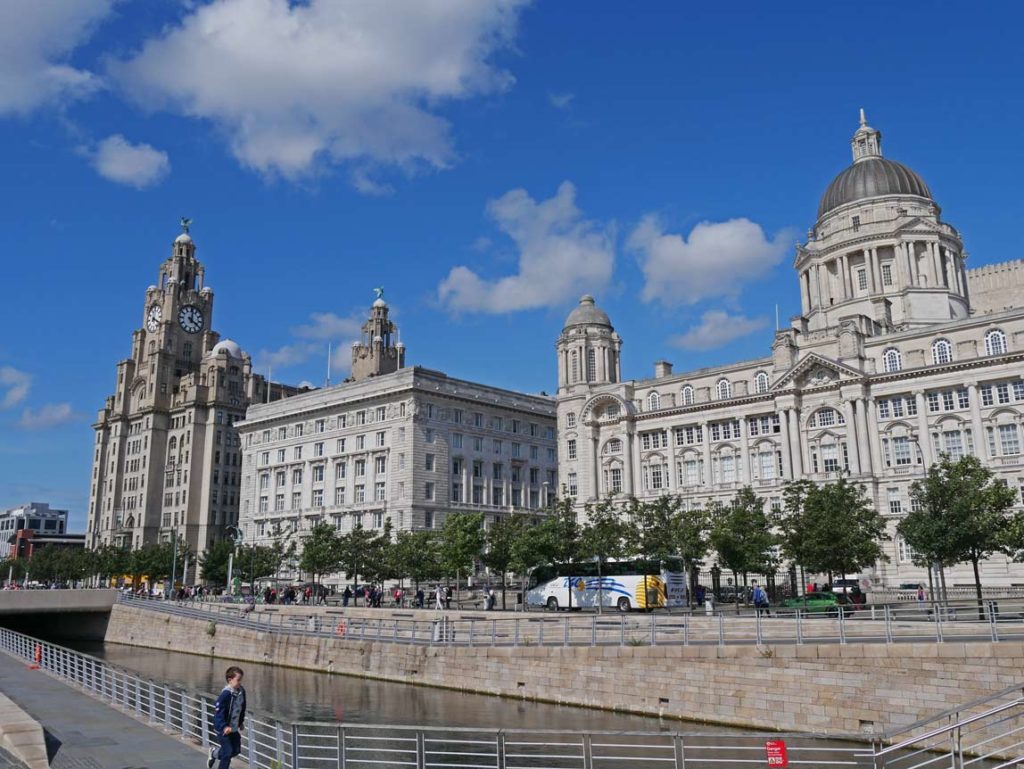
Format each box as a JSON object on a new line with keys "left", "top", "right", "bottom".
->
{"left": 373, "top": 286, "right": 384, "bottom": 299}
{"left": 180, "top": 217, "right": 192, "bottom": 234}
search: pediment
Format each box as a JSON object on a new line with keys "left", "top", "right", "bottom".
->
{"left": 772, "top": 353, "right": 863, "bottom": 391}
{"left": 892, "top": 217, "right": 941, "bottom": 235}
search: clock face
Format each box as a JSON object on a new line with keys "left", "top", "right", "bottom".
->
{"left": 178, "top": 305, "right": 204, "bottom": 334}
{"left": 146, "top": 304, "right": 162, "bottom": 332}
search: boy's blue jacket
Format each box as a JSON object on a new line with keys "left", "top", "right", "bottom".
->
{"left": 213, "top": 686, "right": 246, "bottom": 733}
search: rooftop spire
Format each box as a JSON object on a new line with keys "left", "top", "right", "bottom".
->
{"left": 851, "top": 108, "right": 882, "bottom": 163}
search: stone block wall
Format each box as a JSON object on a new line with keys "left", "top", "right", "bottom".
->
{"left": 106, "top": 604, "right": 1024, "bottom": 736}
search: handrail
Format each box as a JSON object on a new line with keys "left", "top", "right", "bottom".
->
{"left": 879, "top": 682, "right": 1024, "bottom": 742}
{"left": 874, "top": 699, "right": 1024, "bottom": 756}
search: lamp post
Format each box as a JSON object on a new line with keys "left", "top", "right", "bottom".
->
{"left": 169, "top": 527, "right": 179, "bottom": 600}
{"left": 908, "top": 437, "right": 946, "bottom": 609}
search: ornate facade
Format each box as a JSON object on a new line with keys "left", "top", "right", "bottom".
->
{"left": 237, "top": 296, "right": 558, "bottom": 584}
{"left": 557, "top": 113, "right": 1024, "bottom": 588}
{"left": 86, "top": 226, "right": 299, "bottom": 571}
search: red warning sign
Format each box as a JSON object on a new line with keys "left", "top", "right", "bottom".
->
{"left": 765, "top": 740, "right": 788, "bottom": 768}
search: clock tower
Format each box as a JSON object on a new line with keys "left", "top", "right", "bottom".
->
{"left": 86, "top": 222, "right": 288, "bottom": 577}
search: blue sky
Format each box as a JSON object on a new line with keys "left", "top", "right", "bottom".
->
{"left": 2, "top": 1, "right": 1023, "bottom": 529}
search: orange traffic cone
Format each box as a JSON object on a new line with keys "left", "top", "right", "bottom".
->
{"left": 28, "top": 644, "right": 40, "bottom": 670}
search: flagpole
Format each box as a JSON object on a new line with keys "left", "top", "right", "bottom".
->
{"left": 327, "top": 342, "right": 332, "bottom": 386}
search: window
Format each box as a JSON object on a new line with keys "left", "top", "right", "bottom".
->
{"left": 815, "top": 407, "right": 840, "bottom": 427}
{"left": 932, "top": 339, "right": 952, "bottom": 365}
{"left": 291, "top": 491, "right": 301, "bottom": 510}
{"left": 892, "top": 436, "right": 913, "bottom": 466}
{"left": 493, "top": 439, "right": 502, "bottom": 454}
{"left": 375, "top": 456, "right": 387, "bottom": 474}
{"left": 312, "top": 489, "right": 324, "bottom": 507}
{"left": 452, "top": 433, "right": 463, "bottom": 449}
{"left": 821, "top": 444, "right": 839, "bottom": 474}
{"left": 355, "top": 459, "right": 365, "bottom": 477}
{"left": 336, "top": 461, "right": 347, "bottom": 479}
{"left": 375, "top": 431, "right": 385, "bottom": 447}
{"left": 274, "top": 494, "right": 285, "bottom": 512}
{"left": 312, "top": 465, "right": 324, "bottom": 482}
{"left": 985, "top": 329, "right": 1008, "bottom": 356}
{"left": 755, "top": 372, "right": 769, "bottom": 394}
{"left": 879, "top": 262, "right": 894, "bottom": 286}
{"left": 882, "top": 348, "right": 902, "bottom": 373}
{"left": 716, "top": 379, "right": 732, "bottom": 400}
{"left": 851, "top": 215, "right": 861, "bottom": 232}
{"left": 647, "top": 391, "right": 661, "bottom": 410}
{"left": 566, "top": 412, "right": 576, "bottom": 428}
{"left": 942, "top": 430, "right": 964, "bottom": 460}
{"left": 570, "top": 350, "right": 579, "bottom": 383}
{"left": 375, "top": 482, "right": 386, "bottom": 501}
{"left": 356, "top": 435, "right": 365, "bottom": 450}
{"left": 605, "top": 438, "right": 622, "bottom": 454}
{"left": 999, "top": 424, "right": 1020, "bottom": 456}
{"left": 608, "top": 467, "right": 622, "bottom": 493}
{"left": 356, "top": 410, "right": 366, "bottom": 425}
{"left": 292, "top": 468, "right": 303, "bottom": 484}
{"left": 315, "top": 419, "right": 325, "bottom": 433}
{"left": 857, "top": 269, "right": 868, "bottom": 291}
{"left": 981, "top": 385, "right": 994, "bottom": 407}
{"left": 681, "top": 385, "right": 694, "bottom": 405}
{"left": 719, "top": 454, "right": 736, "bottom": 483}
{"left": 567, "top": 439, "right": 577, "bottom": 460}
{"left": 680, "top": 459, "right": 700, "bottom": 487}
{"left": 336, "top": 438, "right": 346, "bottom": 453}
{"left": 586, "top": 348, "right": 597, "bottom": 382}
{"left": 355, "top": 485, "right": 365, "bottom": 503}
{"left": 295, "top": 424, "right": 304, "bottom": 437}
{"left": 897, "top": 536, "right": 917, "bottom": 564}
{"left": 759, "top": 451, "right": 776, "bottom": 480}
{"left": 888, "top": 488, "right": 902, "bottom": 515}
{"left": 314, "top": 442, "right": 324, "bottom": 457}
{"left": 334, "top": 487, "right": 346, "bottom": 505}
{"left": 376, "top": 406, "right": 386, "bottom": 422}
{"left": 567, "top": 472, "right": 578, "bottom": 497}
{"left": 425, "top": 429, "right": 435, "bottom": 443}
{"left": 425, "top": 453, "right": 435, "bottom": 471}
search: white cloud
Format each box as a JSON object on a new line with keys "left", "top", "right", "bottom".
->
{"left": 18, "top": 403, "right": 76, "bottom": 430}
{"left": 438, "top": 181, "right": 614, "bottom": 314}
{"left": 0, "top": 366, "right": 31, "bottom": 409}
{"left": 669, "top": 310, "right": 768, "bottom": 351}
{"left": 111, "top": 0, "right": 527, "bottom": 183}
{"left": 628, "top": 216, "right": 792, "bottom": 306}
{"left": 548, "top": 92, "right": 574, "bottom": 110}
{"left": 91, "top": 134, "right": 170, "bottom": 188}
{"left": 0, "top": 0, "right": 114, "bottom": 114}
{"left": 256, "top": 311, "right": 364, "bottom": 374}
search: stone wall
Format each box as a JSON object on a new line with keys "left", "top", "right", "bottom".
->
{"left": 106, "top": 603, "right": 1023, "bottom": 736}
{"left": 967, "top": 259, "right": 1024, "bottom": 315}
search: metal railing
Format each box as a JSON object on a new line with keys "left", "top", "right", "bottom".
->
{"left": 1, "top": 625, "right": 1022, "bottom": 768}
{"left": 119, "top": 592, "right": 1024, "bottom": 649}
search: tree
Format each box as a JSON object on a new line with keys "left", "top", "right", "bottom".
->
{"left": 482, "top": 515, "right": 530, "bottom": 610}
{"left": 390, "top": 530, "right": 442, "bottom": 590}
{"left": 1, "top": 557, "right": 26, "bottom": 584}
{"left": 438, "top": 513, "right": 486, "bottom": 605}
{"left": 200, "top": 539, "right": 235, "bottom": 585}
{"left": 708, "top": 487, "right": 776, "bottom": 610}
{"left": 799, "top": 477, "right": 889, "bottom": 584}
{"left": 670, "top": 504, "right": 711, "bottom": 607}
{"left": 579, "top": 497, "right": 629, "bottom": 612}
{"left": 93, "top": 545, "right": 130, "bottom": 585}
{"left": 298, "top": 521, "right": 340, "bottom": 590}
{"left": 337, "top": 520, "right": 381, "bottom": 605}
{"left": 902, "top": 455, "right": 1018, "bottom": 606}
{"left": 776, "top": 479, "right": 817, "bottom": 589}
{"left": 237, "top": 544, "right": 288, "bottom": 589}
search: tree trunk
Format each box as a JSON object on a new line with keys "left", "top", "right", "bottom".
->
{"left": 732, "top": 570, "right": 740, "bottom": 614}
{"left": 501, "top": 571, "right": 507, "bottom": 611}
{"left": 939, "top": 565, "right": 949, "bottom": 610}
{"left": 972, "top": 555, "right": 984, "bottom": 621}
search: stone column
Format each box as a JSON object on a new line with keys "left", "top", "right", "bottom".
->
{"left": 462, "top": 463, "right": 469, "bottom": 503}
{"left": 855, "top": 398, "right": 872, "bottom": 474}
{"left": 787, "top": 409, "right": 803, "bottom": 477}
{"left": 907, "top": 241, "right": 919, "bottom": 285}
{"left": 914, "top": 390, "right": 932, "bottom": 467}
{"left": 871, "top": 247, "right": 882, "bottom": 291}
{"left": 700, "top": 421, "right": 713, "bottom": 488}
{"left": 591, "top": 431, "right": 600, "bottom": 499}
{"left": 968, "top": 383, "right": 989, "bottom": 461}
{"left": 865, "top": 248, "right": 876, "bottom": 292}
{"left": 843, "top": 399, "right": 861, "bottom": 474}
{"left": 623, "top": 428, "right": 635, "bottom": 495}
{"left": 866, "top": 398, "right": 883, "bottom": 475}
{"left": 739, "top": 417, "right": 751, "bottom": 483}
{"left": 778, "top": 409, "right": 793, "bottom": 480}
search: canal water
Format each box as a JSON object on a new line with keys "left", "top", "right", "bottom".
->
{"left": 72, "top": 641, "right": 732, "bottom": 732}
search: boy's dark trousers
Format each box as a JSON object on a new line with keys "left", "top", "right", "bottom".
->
{"left": 217, "top": 731, "right": 241, "bottom": 768}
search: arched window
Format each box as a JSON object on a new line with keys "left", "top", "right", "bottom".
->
{"left": 565, "top": 412, "right": 576, "bottom": 428}
{"left": 882, "top": 348, "right": 902, "bottom": 373}
{"left": 985, "top": 329, "right": 1008, "bottom": 357}
{"left": 681, "top": 385, "right": 694, "bottom": 406}
{"left": 604, "top": 438, "right": 622, "bottom": 454}
{"left": 647, "top": 391, "right": 661, "bottom": 411}
{"left": 754, "top": 372, "right": 769, "bottom": 394}
{"left": 168, "top": 436, "right": 178, "bottom": 451}
{"left": 586, "top": 349, "right": 597, "bottom": 382}
{"left": 932, "top": 338, "right": 952, "bottom": 365}
{"left": 716, "top": 379, "right": 732, "bottom": 400}
{"left": 570, "top": 350, "right": 579, "bottom": 383}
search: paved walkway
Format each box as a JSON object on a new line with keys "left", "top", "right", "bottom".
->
{"left": 0, "top": 651, "right": 207, "bottom": 769}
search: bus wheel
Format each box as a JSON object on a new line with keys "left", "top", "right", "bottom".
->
{"left": 617, "top": 597, "right": 631, "bottom": 613}
{"left": 546, "top": 597, "right": 559, "bottom": 612}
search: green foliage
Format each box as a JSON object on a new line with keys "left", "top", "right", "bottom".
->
{"left": 1, "top": 557, "right": 27, "bottom": 582}
{"left": 335, "top": 520, "right": 392, "bottom": 602}
{"left": 709, "top": 487, "right": 778, "bottom": 585}
{"left": 24, "top": 546, "right": 94, "bottom": 584}
{"left": 390, "top": 530, "right": 443, "bottom": 587}
{"left": 438, "top": 512, "right": 486, "bottom": 578}
{"left": 901, "top": 455, "right": 1018, "bottom": 601}
{"left": 199, "top": 539, "right": 235, "bottom": 584}
{"left": 624, "top": 495, "right": 678, "bottom": 562}
{"left": 579, "top": 497, "right": 629, "bottom": 566}
{"left": 482, "top": 516, "right": 530, "bottom": 609}
{"left": 298, "top": 521, "right": 340, "bottom": 586}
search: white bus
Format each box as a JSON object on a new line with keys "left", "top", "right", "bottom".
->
{"left": 525, "top": 557, "right": 687, "bottom": 612}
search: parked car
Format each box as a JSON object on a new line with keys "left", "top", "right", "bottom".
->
{"left": 831, "top": 578, "right": 862, "bottom": 595}
{"left": 783, "top": 592, "right": 857, "bottom": 617}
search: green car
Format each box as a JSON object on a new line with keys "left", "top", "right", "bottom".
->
{"left": 782, "top": 591, "right": 856, "bottom": 616}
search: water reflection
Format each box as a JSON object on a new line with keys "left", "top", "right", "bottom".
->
{"left": 73, "top": 642, "right": 732, "bottom": 732}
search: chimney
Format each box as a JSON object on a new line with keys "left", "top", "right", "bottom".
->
{"left": 654, "top": 360, "right": 673, "bottom": 378}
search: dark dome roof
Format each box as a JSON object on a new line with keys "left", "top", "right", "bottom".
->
{"left": 818, "top": 156, "right": 931, "bottom": 218}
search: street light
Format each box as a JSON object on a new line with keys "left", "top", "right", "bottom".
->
{"left": 908, "top": 437, "right": 945, "bottom": 608}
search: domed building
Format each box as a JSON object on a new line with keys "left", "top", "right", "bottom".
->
{"left": 557, "top": 112, "right": 1024, "bottom": 590}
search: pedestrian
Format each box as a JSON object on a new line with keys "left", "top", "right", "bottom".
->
{"left": 444, "top": 585, "right": 452, "bottom": 610}
{"left": 916, "top": 584, "right": 926, "bottom": 605}
{"left": 342, "top": 586, "right": 352, "bottom": 607}
{"left": 415, "top": 587, "right": 425, "bottom": 609}
{"left": 752, "top": 582, "right": 770, "bottom": 616}
{"left": 207, "top": 666, "right": 246, "bottom": 769}
{"left": 435, "top": 584, "right": 445, "bottom": 610}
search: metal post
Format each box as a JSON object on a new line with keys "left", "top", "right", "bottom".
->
{"left": 651, "top": 612, "right": 657, "bottom": 646}
{"left": 990, "top": 606, "right": 999, "bottom": 643}
{"left": 470, "top": 620, "right": 476, "bottom": 648}
{"left": 839, "top": 608, "right": 847, "bottom": 644}
{"left": 591, "top": 615, "right": 597, "bottom": 647}
{"left": 514, "top": 618, "right": 519, "bottom": 647}
{"left": 884, "top": 605, "right": 893, "bottom": 644}
{"left": 755, "top": 610, "right": 763, "bottom": 645}
{"left": 582, "top": 733, "right": 593, "bottom": 769}
{"left": 563, "top": 615, "right": 569, "bottom": 647}
{"left": 417, "top": 731, "right": 426, "bottom": 769}
{"left": 683, "top": 615, "right": 689, "bottom": 646}
{"left": 492, "top": 619, "right": 497, "bottom": 646}
{"left": 620, "top": 615, "right": 625, "bottom": 646}
{"left": 934, "top": 605, "right": 944, "bottom": 643}
{"left": 292, "top": 723, "right": 300, "bottom": 769}
{"left": 338, "top": 726, "right": 347, "bottom": 769}
{"left": 673, "top": 734, "right": 685, "bottom": 769}
{"left": 718, "top": 612, "right": 725, "bottom": 646}
{"left": 796, "top": 610, "right": 803, "bottom": 645}
{"left": 497, "top": 731, "right": 506, "bottom": 769}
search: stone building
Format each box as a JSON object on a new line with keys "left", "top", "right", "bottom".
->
{"left": 237, "top": 296, "right": 558, "bottom": 582}
{"left": 557, "top": 112, "right": 1024, "bottom": 588}
{"left": 0, "top": 503, "right": 69, "bottom": 559}
{"left": 86, "top": 225, "right": 301, "bottom": 571}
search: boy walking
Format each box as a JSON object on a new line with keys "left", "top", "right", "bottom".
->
{"left": 207, "top": 666, "right": 246, "bottom": 769}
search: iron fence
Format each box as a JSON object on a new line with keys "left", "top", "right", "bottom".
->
{"left": 119, "top": 592, "right": 1024, "bottom": 649}
{"left": 0, "top": 625, "right": 1022, "bottom": 768}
